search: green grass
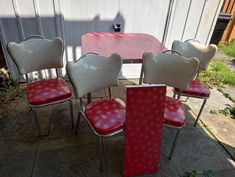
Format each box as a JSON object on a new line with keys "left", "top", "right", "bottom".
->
{"left": 199, "top": 57, "right": 235, "bottom": 88}
{"left": 218, "top": 40, "right": 235, "bottom": 57}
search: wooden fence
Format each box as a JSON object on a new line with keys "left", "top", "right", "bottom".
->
{"left": 221, "top": 0, "right": 235, "bottom": 41}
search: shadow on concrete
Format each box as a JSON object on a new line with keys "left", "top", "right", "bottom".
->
{"left": 0, "top": 80, "right": 235, "bottom": 177}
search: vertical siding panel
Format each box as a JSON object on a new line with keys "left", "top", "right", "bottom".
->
{"left": 195, "top": 0, "right": 221, "bottom": 44}
{"left": 205, "top": 0, "right": 224, "bottom": 44}
{"left": 165, "top": 0, "right": 192, "bottom": 47}
{"left": 54, "top": 0, "right": 67, "bottom": 76}
{"left": 194, "top": 0, "right": 207, "bottom": 39}
{"left": 33, "top": 0, "right": 43, "bottom": 36}
{"left": 0, "top": 21, "right": 18, "bottom": 79}
{"left": 180, "top": 0, "right": 193, "bottom": 41}
{"left": 14, "top": 0, "right": 38, "bottom": 37}
{"left": 0, "top": 0, "right": 224, "bottom": 79}
{"left": 12, "top": 0, "right": 25, "bottom": 40}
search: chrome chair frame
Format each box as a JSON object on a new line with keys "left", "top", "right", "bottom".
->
{"left": 139, "top": 51, "right": 199, "bottom": 159}
{"left": 66, "top": 53, "right": 123, "bottom": 176}
{"left": 75, "top": 96, "right": 123, "bottom": 176}
{"left": 7, "top": 35, "right": 74, "bottom": 136}
{"left": 172, "top": 39, "right": 217, "bottom": 126}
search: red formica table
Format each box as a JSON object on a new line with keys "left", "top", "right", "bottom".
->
{"left": 81, "top": 32, "right": 167, "bottom": 63}
{"left": 81, "top": 32, "right": 167, "bottom": 176}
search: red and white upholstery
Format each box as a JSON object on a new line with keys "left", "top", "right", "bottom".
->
{"left": 85, "top": 98, "right": 126, "bottom": 135}
{"left": 124, "top": 85, "right": 166, "bottom": 177}
{"left": 7, "top": 36, "right": 73, "bottom": 136}
{"left": 172, "top": 39, "right": 217, "bottom": 126}
{"left": 140, "top": 52, "right": 199, "bottom": 159}
{"left": 164, "top": 97, "right": 185, "bottom": 127}
{"left": 26, "top": 78, "right": 72, "bottom": 106}
{"left": 66, "top": 53, "right": 123, "bottom": 175}
{"left": 174, "top": 79, "right": 210, "bottom": 98}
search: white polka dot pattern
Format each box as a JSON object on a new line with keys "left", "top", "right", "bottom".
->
{"left": 174, "top": 79, "right": 210, "bottom": 97}
{"left": 26, "top": 78, "right": 72, "bottom": 105}
{"left": 164, "top": 97, "right": 185, "bottom": 127}
{"left": 85, "top": 98, "right": 126, "bottom": 135}
{"left": 124, "top": 85, "right": 166, "bottom": 177}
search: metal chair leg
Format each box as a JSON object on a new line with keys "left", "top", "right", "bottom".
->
{"left": 75, "top": 111, "right": 81, "bottom": 135}
{"left": 98, "top": 137, "right": 108, "bottom": 177}
{"left": 168, "top": 129, "right": 180, "bottom": 160}
{"left": 108, "top": 88, "right": 112, "bottom": 98}
{"left": 69, "top": 99, "right": 74, "bottom": 129}
{"left": 173, "top": 92, "right": 176, "bottom": 99}
{"left": 194, "top": 99, "right": 207, "bottom": 127}
{"left": 32, "top": 109, "right": 41, "bottom": 136}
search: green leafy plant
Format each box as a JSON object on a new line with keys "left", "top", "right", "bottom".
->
{"left": 210, "top": 107, "right": 235, "bottom": 119}
{"left": 183, "top": 170, "right": 197, "bottom": 177}
{"left": 210, "top": 110, "right": 218, "bottom": 115}
{"left": 183, "top": 169, "right": 216, "bottom": 177}
{"left": 0, "top": 90, "right": 10, "bottom": 97}
{"left": 218, "top": 40, "right": 235, "bottom": 57}
{"left": 199, "top": 57, "right": 235, "bottom": 88}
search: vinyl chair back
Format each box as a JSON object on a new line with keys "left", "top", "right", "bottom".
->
{"left": 142, "top": 52, "right": 199, "bottom": 90}
{"left": 124, "top": 85, "right": 166, "bottom": 177}
{"left": 66, "top": 53, "right": 122, "bottom": 98}
{"left": 7, "top": 36, "right": 64, "bottom": 75}
{"left": 172, "top": 39, "right": 217, "bottom": 72}
{"left": 6, "top": 36, "right": 73, "bottom": 136}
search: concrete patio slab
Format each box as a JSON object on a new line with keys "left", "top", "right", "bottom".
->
{"left": 0, "top": 140, "right": 38, "bottom": 177}
{"left": 0, "top": 80, "right": 235, "bottom": 177}
{"left": 185, "top": 88, "right": 235, "bottom": 160}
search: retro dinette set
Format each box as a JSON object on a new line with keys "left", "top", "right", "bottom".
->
{"left": 7, "top": 32, "right": 217, "bottom": 176}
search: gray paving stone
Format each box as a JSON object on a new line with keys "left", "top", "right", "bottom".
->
{"left": 33, "top": 135, "right": 103, "bottom": 177}
{"left": 185, "top": 88, "right": 235, "bottom": 159}
{"left": 1, "top": 80, "right": 235, "bottom": 177}
{"left": 0, "top": 140, "right": 38, "bottom": 177}
{"left": 163, "top": 111, "right": 235, "bottom": 176}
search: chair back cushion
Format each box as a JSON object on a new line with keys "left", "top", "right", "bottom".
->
{"left": 7, "top": 37, "right": 64, "bottom": 74}
{"left": 66, "top": 54, "right": 122, "bottom": 98}
{"left": 143, "top": 52, "right": 199, "bottom": 90}
{"left": 124, "top": 84, "right": 166, "bottom": 177}
{"left": 172, "top": 40, "right": 217, "bottom": 71}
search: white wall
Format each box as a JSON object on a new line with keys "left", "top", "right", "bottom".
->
{"left": 0, "top": 0, "right": 224, "bottom": 79}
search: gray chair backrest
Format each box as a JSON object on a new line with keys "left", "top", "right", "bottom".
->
{"left": 143, "top": 52, "right": 199, "bottom": 90}
{"left": 66, "top": 54, "right": 122, "bottom": 98}
{"left": 7, "top": 37, "right": 64, "bottom": 75}
{"left": 172, "top": 40, "right": 217, "bottom": 71}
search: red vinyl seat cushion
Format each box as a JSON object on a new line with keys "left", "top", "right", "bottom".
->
{"left": 26, "top": 78, "right": 72, "bottom": 106}
{"left": 164, "top": 96, "right": 185, "bottom": 127}
{"left": 174, "top": 79, "right": 210, "bottom": 98}
{"left": 85, "top": 98, "right": 126, "bottom": 136}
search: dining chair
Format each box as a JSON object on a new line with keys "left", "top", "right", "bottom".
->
{"left": 140, "top": 51, "right": 199, "bottom": 159}
{"left": 172, "top": 39, "right": 218, "bottom": 126}
{"left": 7, "top": 35, "right": 73, "bottom": 136}
{"left": 66, "top": 53, "right": 125, "bottom": 176}
{"left": 124, "top": 84, "right": 166, "bottom": 177}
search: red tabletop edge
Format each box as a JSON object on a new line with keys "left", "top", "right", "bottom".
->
{"left": 81, "top": 32, "right": 167, "bottom": 63}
